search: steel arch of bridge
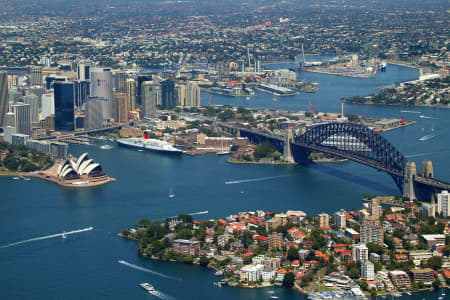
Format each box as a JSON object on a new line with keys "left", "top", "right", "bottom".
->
{"left": 294, "top": 122, "right": 407, "bottom": 190}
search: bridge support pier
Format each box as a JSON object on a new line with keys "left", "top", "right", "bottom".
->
{"left": 283, "top": 129, "right": 295, "bottom": 163}
{"left": 403, "top": 161, "right": 417, "bottom": 200}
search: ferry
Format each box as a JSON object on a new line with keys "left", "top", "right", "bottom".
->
{"left": 139, "top": 282, "right": 155, "bottom": 293}
{"left": 117, "top": 132, "right": 183, "bottom": 155}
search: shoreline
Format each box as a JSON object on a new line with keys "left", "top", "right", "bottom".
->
{"left": 227, "top": 158, "right": 296, "bottom": 165}
{"left": 344, "top": 100, "right": 450, "bottom": 109}
{"left": 303, "top": 68, "right": 375, "bottom": 79}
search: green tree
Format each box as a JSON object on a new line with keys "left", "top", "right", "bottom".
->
{"left": 282, "top": 272, "right": 295, "bottom": 288}
{"left": 432, "top": 278, "right": 441, "bottom": 289}
{"left": 287, "top": 247, "right": 300, "bottom": 261}
{"left": 254, "top": 142, "right": 276, "bottom": 159}
{"left": 428, "top": 256, "right": 442, "bottom": 270}
{"left": 138, "top": 218, "right": 152, "bottom": 227}
{"left": 3, "top": 154, "right": 19, "bottom": 171}
{"left": 199, "top": 256, "right": 209, "bottom": 267}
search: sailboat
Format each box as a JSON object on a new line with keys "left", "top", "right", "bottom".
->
{"left": 217, "top": 138, "right": 230, "bottom": 155}
{"left": 168, "top": 188, "right": 175, "bottom": 198}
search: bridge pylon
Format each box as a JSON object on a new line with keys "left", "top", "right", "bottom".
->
{"left": 283, "top": 128, "right": 295, "bottom": 163}
{"left": 403, "top": 161, "right": 417, "bottom": 200}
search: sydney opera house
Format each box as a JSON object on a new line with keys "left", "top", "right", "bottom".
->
{"left": 33, "top": 152, "right": 114, "bottom": 187}
{"left": 57, "top": 153, "right": 103, "bottom": 180}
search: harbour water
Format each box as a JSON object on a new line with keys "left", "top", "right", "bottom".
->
{"left": 1, "top": 64, "right": 449, "bottom": 299}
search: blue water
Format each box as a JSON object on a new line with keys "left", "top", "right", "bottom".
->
{"left": 1, "top": 64, "right": 448, "bottom": 299}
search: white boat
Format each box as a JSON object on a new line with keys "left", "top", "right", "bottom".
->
{"left": 117, "top": 132, "right": 183, "bottom": 155}
{"left": 139, "top": 282, "right": 155, "bottom": 293}
{"left": 217, "top": 151, "right": 231, "bottom": 155}
{"left": 270, "top": 297, "right": 279, "bottom": 299}
{"left": 169, "top": 188, "right": 175, "bottom": 198}
{"left": 62, "top": 232, "right": 66, "bottom": 239}
{"left": 100, "top": 145, "right": 113, "bottom": 150}
{"left": 13, "top": 177, "right": 19, "bottom": 180}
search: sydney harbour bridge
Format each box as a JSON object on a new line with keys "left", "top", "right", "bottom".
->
{"left": 216, "top": 120, "right": 450, "bottom": 202}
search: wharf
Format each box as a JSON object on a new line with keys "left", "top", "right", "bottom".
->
{"left": 304, "top": 67, "right": 375, "bottom": 79}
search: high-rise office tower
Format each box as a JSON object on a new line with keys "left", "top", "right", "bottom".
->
{"left": 29, "top": 66, "right": 43, "bottom": 86}
{"left": 0, "top": 71, "right": 8, "bottom": 128}
{"left": 9, "top": 90, "right": 22, "bottom": 104}
{"left": 176, "top": 84, "right": 186, "bottom": 106}
{"left": 142, "top": 81, "right": 158, "bottom": 117}
{"left": 161, "top": 79, "right": 176, "bottom": 107}
{"left": 186, "top": 82, "right": 200, "bottom": 107}
{"left": 77, "top": 61, "right": 91, "bottom": 81}
{"left": 29, "top": 86, "right": 44, "bottom": 109}
{"left": 90, "top": 68, "right": 113, "bottom": 119}
{"left": 126, "top": 78, "right": 136, "bottom": 111}
{"left": 45, "top": 74, "right": 67, "bottom": 89}
{"left": 41, "top": 92, "right": 54, "bottom": 120}
{"left": 114, "top": 71, "right": 128, "bottom": 93}
{"left": 113, "top": 93, "right": 128, "bottom": 123}
{"left": 85, "top": 97, "right": 107, "bottom": 129}
{"left": 23, "top": 94, "right": 39, "bottom": 123}
{"left": 74, "top": 80, "right": 90, "bottom": 107}
{"left": 54, "top": 82, "right": 75, "bottom": 132}
{"left": 5, "top": 112, "right": 15, "bottom": 127}
{"left": 137, "top": 74, "right": 152, "bottom": 105}
{"left": 12, "top": 102, "right": 31, "bottom": 135}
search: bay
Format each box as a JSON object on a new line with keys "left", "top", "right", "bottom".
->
{"left": 1, "top": 64, "right": 448, "bottom": 299}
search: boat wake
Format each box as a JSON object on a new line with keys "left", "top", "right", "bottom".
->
{"left": 118, "top": 260, "right": 180, "bottom": 281}
{"left": 225, "top": 175, "right": 289, "bottom": 185}
{"left": 400, "top": 110, "right": 420, "bottom": 114}
{"left": 0, "top": 227, "right": 93, "bottom": 249}
{"left": 419, "top": 115, "right": 434, "bottom": 119}
{"left": 418, "top": 134, "right": 437, "bottom": 141}
{"left": 149, "top": 290, "right": 177, "bottom": 300}
{"left": 406, "top": 150, "right": 450, "bottom": 158}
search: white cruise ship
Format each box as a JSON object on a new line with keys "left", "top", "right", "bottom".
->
{"left": 117, "top": 133, "right": 183, "bottom": 155}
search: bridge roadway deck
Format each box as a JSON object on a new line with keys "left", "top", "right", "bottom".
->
{"left": 198, "top": 119, "right": 450, "bottom": 190}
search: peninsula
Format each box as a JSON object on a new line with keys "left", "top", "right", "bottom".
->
{"left": 121, "top": 197, "right": 450, "bottom": 298}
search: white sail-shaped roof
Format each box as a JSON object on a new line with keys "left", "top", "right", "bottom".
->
{"left": 75, "top": 153, "right": 90, "bottom": 172}
{"left": 78, "top": 159, "right": 94, "bottom": 175}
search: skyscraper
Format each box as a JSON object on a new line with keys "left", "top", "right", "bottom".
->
{"left": 74, "top": 80, "right": 90, "bottom": 107}
{"left": 437, "top": 190, "right": 450, "bottom": 217}
{"left": 12, "top": 102, "right": 31, "bottom": 135}
{"left": 143, "top": 81, "right": 158, "bottom": 117}
{"left": 54, "top": 82, "right": 75, "bottom": 132}
{"left": 23, "top": 94, "right": 39, "bottom": 123}
{"left": 41, "top": 92, "right": 54, "bottom": 120}
{"left": 176, "top": 84, "right": 186, "bottom": 106}
{"left": 185, "top": 82, "right": 200, "bottom": 107}
{"left": 113, "top": 93, "right": 128, "bottom": 123}
{"left": 90, "top": 68, "right": 113, "bottom": 119}
{"left": 114, "top": 71, "right": 128, "bottom": 93}
{"left": 77, "top": 61, "right": 91, "bottom": 81}
{"left": 161, "top": 79, "right": 176, "bottom": 107}
{"left": 137, "top": 74, "right": 153, "bottom": 105}
{"left": 29, "top": 66, "right": 43, "bottom": 86}
{"left": 29, "top": 86, "right": 44, "bottom": 110}
{"left": 126, "top": 78, "right": 136, "bottom": 111}
{"left": 0, "top": 71, "right": 8, "bottom": 128}
{"left": 85, "top": 97, "right": 107, "bottom": 129}
{"left": 335, "top": 210, "right": 346, "bottom": 230}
